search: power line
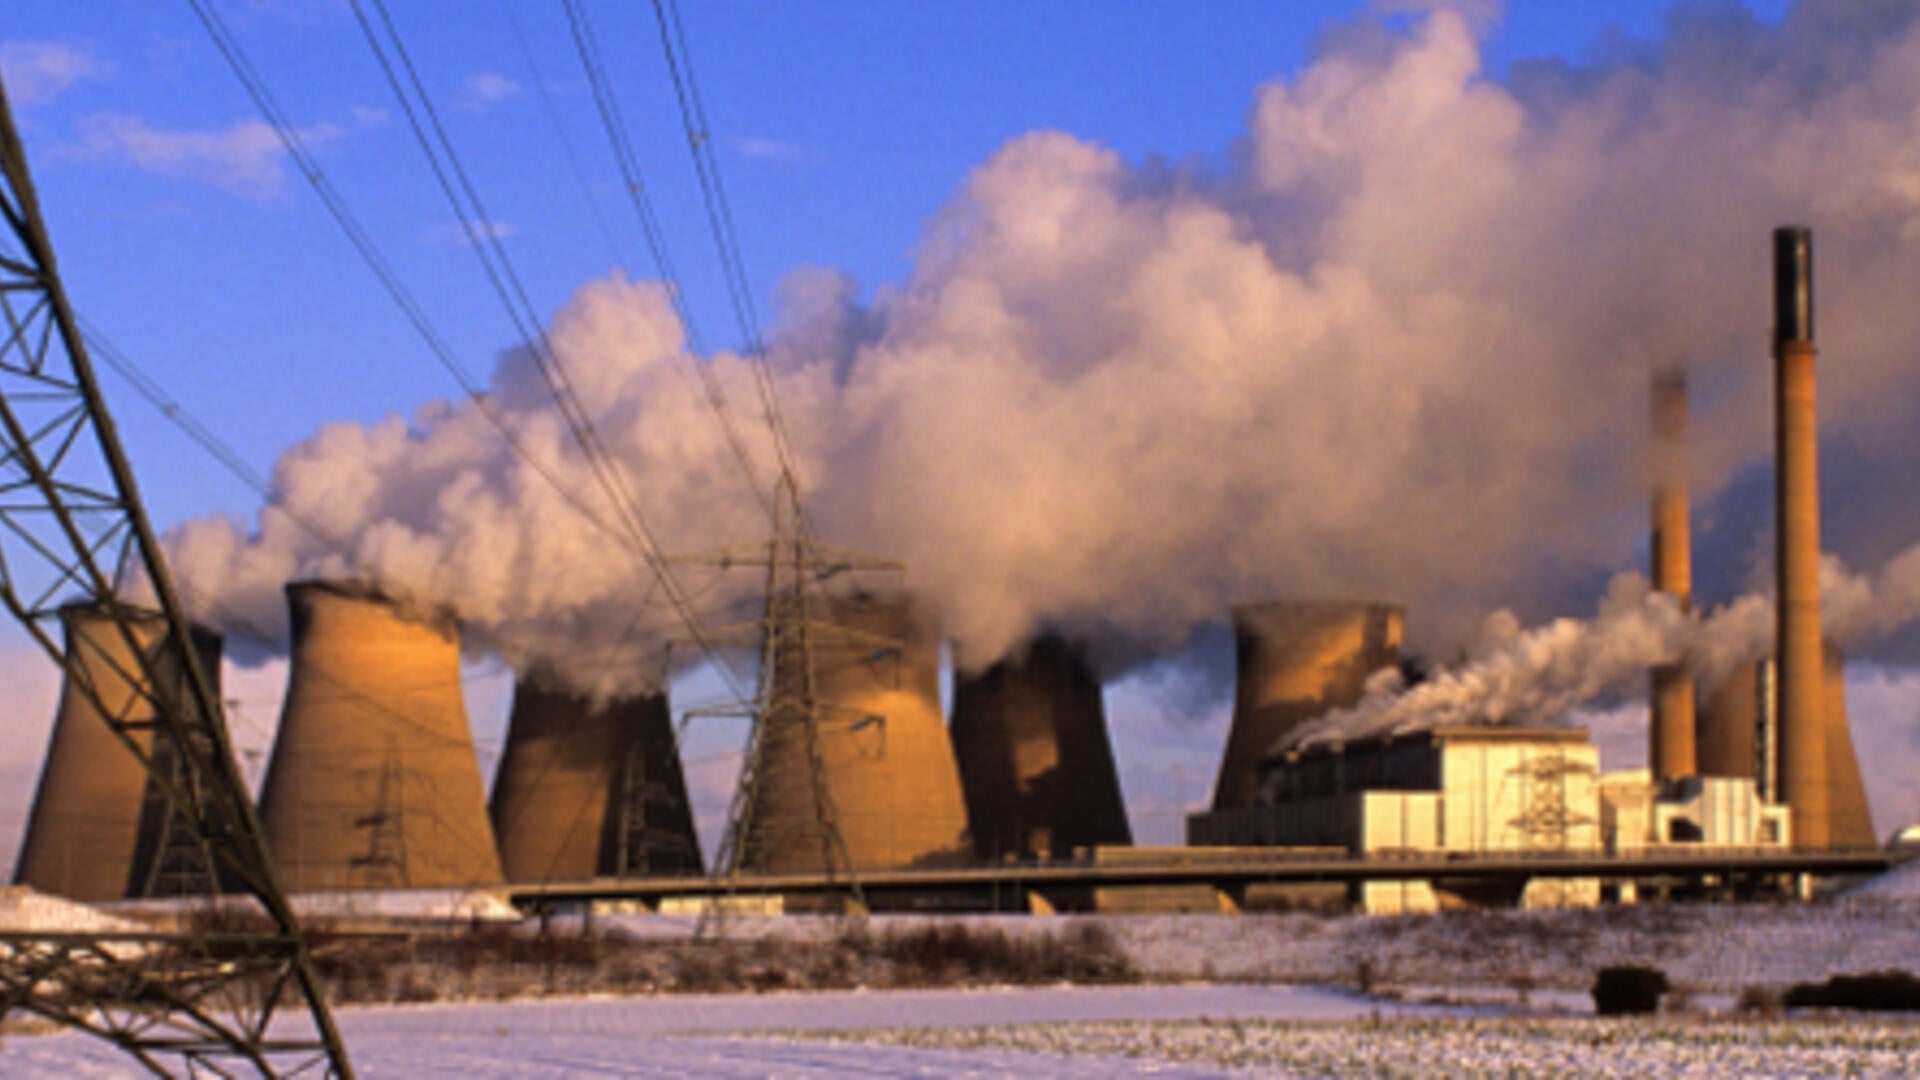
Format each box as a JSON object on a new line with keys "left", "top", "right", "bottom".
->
{"left": 345, "top": 0, "right": 749, "bottom": 705}
{"left": 558, "top": 0, "right": 777, "bottom": 523}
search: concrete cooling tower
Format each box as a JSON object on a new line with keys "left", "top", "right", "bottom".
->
{"left": 950, "top": 634, "right": 1131, "bottom": 860}
{"left": 489, "top": 676, "right": 701, "bottom": 883}
{"left": 14, "top": 603, "right": 221, "bottom": 901}
{"left": 1212, "top": 601, "right": 1404, "bottom": 812}
{"left": 1696, "top": 644, "right": 1874, "bottom": 847}
{"left": 738, "top": 591, "right": 972, "bottom": 875}
{"left": 258, "top": 581, "right": 503, "bottom": 892}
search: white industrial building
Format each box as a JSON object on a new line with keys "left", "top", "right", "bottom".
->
{"left": 1189, "top": 724, "right": 1790, "bottom": 914}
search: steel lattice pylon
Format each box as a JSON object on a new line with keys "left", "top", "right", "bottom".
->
{"left": 672, "top": 473, "right": 904, "bottom": 927}
{"left": 0, "top": 77, "right": 354, "bottom": 1077}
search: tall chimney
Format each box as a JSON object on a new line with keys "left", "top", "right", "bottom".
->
{"left": 1649, "top": 369, "right": 1696, "bottom": 782}
{"left": 1773, "top": 225, "right": 1829, "bottom": 849}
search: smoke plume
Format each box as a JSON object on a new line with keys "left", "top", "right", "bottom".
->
{"left": 166, "top": 3, "right": 1920, "bottom": 702}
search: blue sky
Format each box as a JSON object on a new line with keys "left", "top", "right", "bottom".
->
{"left": 13, "top": 0, "right": 1900, "bottom": 863}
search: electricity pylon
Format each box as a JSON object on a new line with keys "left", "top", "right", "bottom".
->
{"left": 0, "top": 76, "right": 354, "bottom": 1076}
{"left": 674, "top": 472, "right": 903, "bottom": 922}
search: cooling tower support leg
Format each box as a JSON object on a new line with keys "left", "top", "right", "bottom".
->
{"left": 0, "top": 77, "right": 352, "bottom": 1076}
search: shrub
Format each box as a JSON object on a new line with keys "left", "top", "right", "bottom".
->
{"left": 1783, "top": 971, "right": 1920, "bottom": 1012}
{"left": 1591, "top": 965, "right": 1669, "bottom": 1016}
{"left": 1734, "top": 986, "right": 1782, "bottom": 1017}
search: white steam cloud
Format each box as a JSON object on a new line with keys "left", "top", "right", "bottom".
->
{"left": 166, "top": 4, "right": 1920, "bottom": 705}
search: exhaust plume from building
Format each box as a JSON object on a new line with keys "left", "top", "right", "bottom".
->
{"left": 950, "top": 633, "right": 1131, "bottom": 859}
{"left": 258, "top": 581, "right": 503, "bottom": 892}
{"left": 1649, "top": 369, "right": 1696, "bottom": 782}
{"left": 489, "top": 673, "right": 701, "bottom": 883}
{"left": 13, "top": 604, "right": 221, "bottom": 901}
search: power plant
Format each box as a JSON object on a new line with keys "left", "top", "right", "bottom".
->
{"left": 490, "top": 674, "right": 702, "bottom": 883}
{"left": 1211, "top": 602, "right": 1404, "bottom": 811}
{"left": 13, "top": 604, "right": 222, "bottom": 901}
{"left": 950, "top": 633, "right": 1131, "bottom": 860}
{"left": 5, "top": 226, "right": 1897, "bottom": 922}
{"left": 257, "top": 581, "right": 504, "bottom": 892}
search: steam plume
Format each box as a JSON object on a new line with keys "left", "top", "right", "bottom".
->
{"left": 165, "top": 4, "right": 1920, "bottom": 702}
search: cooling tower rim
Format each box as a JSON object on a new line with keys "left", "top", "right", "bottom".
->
{"left": 286, "top": 577, "right": 458, "bottom": 636}
{"left": 56, "top": 599, "right": 224, "bottom": 647}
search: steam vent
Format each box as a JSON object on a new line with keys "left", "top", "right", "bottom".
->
{"left": 257, "top": 582, "right": 503, "bottom": 892}
{"left": 14, "top": 604, "right": 221, "bottom": 901}
{"left": 950, "top": 634, "right": 1132, "bottom": 860}
{"left": 489, "top": 675, "right": 702, "bottom": 883}
{"left": 738, "top": 591, "right": 972, "bottom": 874}
{"left": 1212, "top": 601, "right": 1404, "bottom": 811}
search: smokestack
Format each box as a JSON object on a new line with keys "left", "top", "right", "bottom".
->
{"left": 489, "top": 675, "right": 701, "bottom": 883}
{"left": 1649, "top": 369, "right": 1697, "bottom": 782}
{"left": 950, "top": 634, "right": 1131, "bottom": 860}
{"left": 258, "top": 582, "right": 504, "bottom": 891}
{"left": 1773, "top": 225, "right": 1830, "bottom": 849}
{"left": 13, "top": 604, "right": 222, "bottom": 901}
{"left": 738, "top": 591, "right": 972, "bottom": 874}
{"left": 1212, "top": 601, "right": 1403, "bottom": 811}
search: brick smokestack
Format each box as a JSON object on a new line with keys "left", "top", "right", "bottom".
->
{"left": 1649, "top": 369, "right": 1696, "bottom": 782}
{"left": 1773, "top": 225, "right": 1829, "bottom": 849}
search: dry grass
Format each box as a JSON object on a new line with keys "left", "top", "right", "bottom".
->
{"left": 304, "top": 918, "right": 1137, "bottom": 1006}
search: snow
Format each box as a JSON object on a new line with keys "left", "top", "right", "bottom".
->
{"left": 1844, "top": 858, "right": 1920, "bottom": 899}
{"left": 0, "top": 887, "right": 144, "bottom": 934}
{"left": 2, "top": 983, "right": 1450, "bottom": 1077}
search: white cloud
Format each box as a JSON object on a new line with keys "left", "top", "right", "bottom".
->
{"left": 69, "top": 113, "right": 341, "bottom": 198}
{"left": 733, "top": 135, "right": 816, "bottom": 164}
{"left": 423, "top": 218, "right": 519, "bottom": 247}
{"left": 458, "top": 71, "right": 521, "bottom": 113}
{"left": 0, "top": 41, "right": 105, "bottom": 106}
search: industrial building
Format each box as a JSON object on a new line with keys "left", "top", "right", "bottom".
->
{"left": 489, "top": 675, "right": 702, "bottom": 884}
{"left": 257, "top": 581, "right": 504, "bottom": 892}
{"left": 13, "top": 603, "right": 222, "bottom": 901}
{"left": 950, "top": 633, "right": 1131, "bottom": 860}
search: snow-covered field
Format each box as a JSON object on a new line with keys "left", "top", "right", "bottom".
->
{"left": 2, "top": 984, "right": 1454, "bottom": 1077}
{"left": 11, "top": 984, "right": 1920, "bottom": 1077}
{"left": 9, "top": 881, "right": 1920, "bottom": 1076}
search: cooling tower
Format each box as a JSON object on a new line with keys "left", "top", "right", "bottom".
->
{"left": 1212, "top": 601, "right": 1404, "bottom": 812}
{"left": 1697, "top": 659, "right": 1763, "bottom": 784}
{"left": 1821, "top": 644, "right": 1876, "bottom": 849}
{"left": 258, "top": 582, "right": 503, "bottom": 892}
{"left": 489, "top": 675, "right": 701, "bottom": 883}
{"left": 737, "top": 591, "right": 972, "bottom": 874}
{"left": 1649, "top": 368, "right": 1697, "bottom": 782}
{"left": 13, "top": 604, "right": 221, "bottom": 901}
{"left": 1773, "top": 225, "right": 1829, "bottom": 848}
{"left": 1697, "top": 646, "right": 1872, "bottom": 846}
{"left": 950, "top": 634, "right": 1131, "bottom": 860}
